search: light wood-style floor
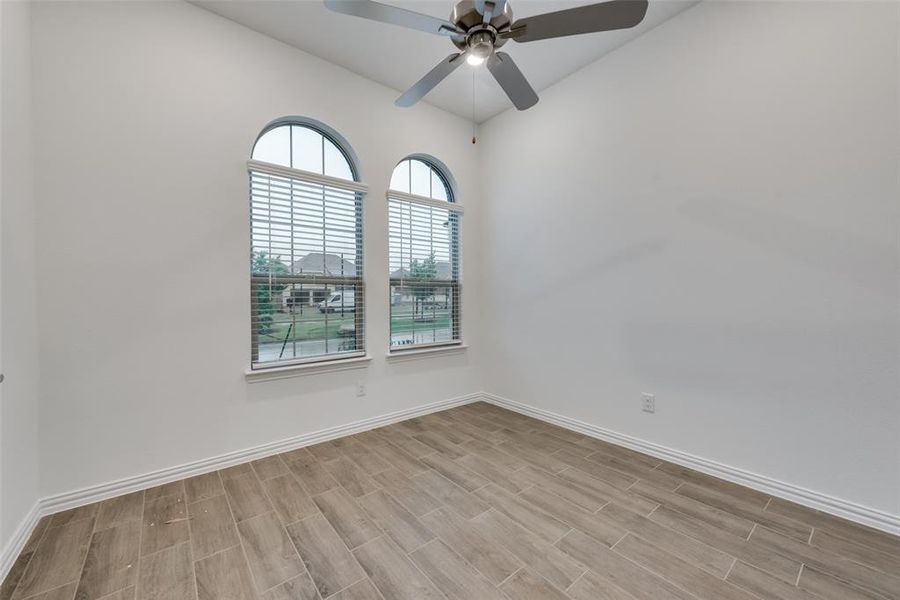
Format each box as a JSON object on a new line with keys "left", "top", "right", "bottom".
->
{"left": 3, "top": 402, "right": 899, "bottom": 600}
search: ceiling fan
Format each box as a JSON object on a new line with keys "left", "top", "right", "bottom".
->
{"left": 324, "top": 0, "right": 649, "bottom": 110}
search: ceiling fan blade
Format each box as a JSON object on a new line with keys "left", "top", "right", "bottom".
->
{"left": 324, "top": 0, "right": 464, "bottom": 38}
{"left": 395, "top": 53, "right": 466, "bottom": 107}
{"left": 507, "top": 0, "right": 648, "bottom": 43}
{"left": 487, "top": 52, "right": 539, "bottom": 110}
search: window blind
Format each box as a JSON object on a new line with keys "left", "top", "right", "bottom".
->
{"left": 388, "top": 190, "right": 462, "bottom": 350}
{"left": 249, "top": 159, "right": 366, "bottom": 368}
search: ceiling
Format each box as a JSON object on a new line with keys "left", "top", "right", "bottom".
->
{"left": 192, "top": 0, "right": 697, "bottom": 123}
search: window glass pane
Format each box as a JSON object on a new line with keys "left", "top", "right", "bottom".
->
{"left": 430, "top": 170, "right": 448, "bottom": 201}
{"left": 410, "top": 159, "right": 431, "bottom": 197}
{"left": 291, "top": 125, "right": 323, "bottom": 174}
{"left": 390, "top": 159, "right": 410, "bottom": 193}
{"left": 323, "top": 138, "right": 353, "bottom": 181}
{"left": 250, "top": 123, "right": 363, "bottom": 369}
{"left": 252, "top": 126, "right": 290, "bottom": 167}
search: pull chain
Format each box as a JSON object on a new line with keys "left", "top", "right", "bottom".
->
{"left": 472, "top": 68, "right": 477, "bottom": 144}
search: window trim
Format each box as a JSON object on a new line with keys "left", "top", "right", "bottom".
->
{"left": 387, "top": 157, "right": 462, "bottom": 354}
{"left": 248, "top": 120, "right": 367, "bottom": 372}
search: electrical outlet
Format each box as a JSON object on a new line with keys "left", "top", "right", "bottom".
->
{"left": 356, "top": 382, "right": 366, "bottom": 397}
{"left": 641, "top": 393, "right": 655, "bottom": 413}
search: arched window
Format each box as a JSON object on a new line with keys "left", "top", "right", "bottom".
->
{"left": 249, "top": 119, "right": 366, "bottom": 369}
{"left": 388, "top": 157, "right": 462, "bottom": 350}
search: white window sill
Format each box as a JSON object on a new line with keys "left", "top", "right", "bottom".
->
{"left": 386, "top": 344, "right": 468, "bottom": 363}
{"left": 245, "top": 355, "right": 372, "bottom": 382}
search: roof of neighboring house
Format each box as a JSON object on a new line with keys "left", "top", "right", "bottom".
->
{"left": 390, "top": 260, "right": 452, "bottom": 280}
{"left": 292, "top": 252, "right": 357, "bottom": 276}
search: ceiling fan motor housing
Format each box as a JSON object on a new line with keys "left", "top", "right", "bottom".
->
{"left": 450, "top": 0, "right": 512, "bottom": 51}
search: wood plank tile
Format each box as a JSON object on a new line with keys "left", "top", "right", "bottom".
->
{"left": 677, "top": 483, "right": 812, "bottom": 541}
{"left": 578, "top": 438, "right": 662, "bottom": 469}
{"left": 237, "top": 511, "right": 304, "bottom": 592}
{"left": 18, "top": 582, "right": 78, "bottom": 600}
{"left": 599, "top": 502, "right": 733, "bottom": 578}
{"left": 472, "top": 509, "right": 585, "bottom": 590}
{"left": 98, "top": 585, "right": 135, "bottom": 600}
{"left": 307, "top": 442, "right": 343, "bottom": 462}
{"left": 408, "top": 469, "right": 489, "bottom": 519}
{"left": 193, "top": 544, "right": 256, "bottom": 600}
{"left": 144, "top": 481, "right": 185, "bottom": 501}
{"left": 96, "top": 492, "right": 145, "bottom": 531}
{"left": 649, "top": 504, "right": 802, "bottom": 583}
{"left": 188, "top": 494, "right": 239, "bottom": 560}
{"left": 585, "top": 452, "right": 683, "bottom": 490}
{"left": 522, "top": 465, "right": 608, "bottom": 512}
{"left": 262, "top": 474, "right": 319, "bottom": 525}
{"left": 419, "top": 452, "right": 488, "bottom": 492}
{"left": 500, "top": 569, "right": 569, "bottom": 600}
{"left": 567, "top": 570, "right": 639, "bottom": 600}
{"left": 613, "top": 534, "right": 756, "bottom": 600}
{"left": 312, "top": 488, "right": 380, "bottom": 550}
{"left": 749, "top": 525, "right": 900, "bottom": 599}
{"left": 409, "top": 539, "right": 505, "bottom": 600}
{"left": 218, "top": 463, "right": 255, "bottom": 481}
{"left": 630, "top": 480, "right": 755, "bottom": 538}
{"left": 476, "top": 484, "right": 573, "bottom": 544}
{"left": 223, "top": 472, "right": 272, "bottom": 522}
{"left": 22, "top": 517, "right": 51, "bottom": 555}
{"left": 356, "top": 490, "right": 433, "bottom": 553}
{"left": 455, "top": 454, "right": 526, "bottom": 494}
{"left": 370, "top": 443, "right": 429, "bottom": 478}
{"left": 387, "top": 434, "right": 436, "bottom": 459}
{"left": 726, "top": 561, "right": 818, "bottom": 600}
{"left": 555, "top": 466, "right": 658, "bottom": 515}
{"left": 47, "top": 503, "right": 99, "bottom": 528}
{"left": 1, "top": 550, "right": 33, "bottom": 600}
{"left": 515, "top": 485, "right": 624, "bottom": 547}
{"left": 462, "top": 439, "right": 527, "bottom": 471}
{"left": 410, "top": 432, "right": 465, "bottom": 459}
{"left": 556, "top": 529, "right": 695, "bottom": 600}
{"left": 765, "top": 497, "right": 900, "bottom": 557}
{"left": 532, "top": 431, "right": 596, "bottom": 457}
{"left": 371, "top": 469, "right": 443, "bottom": 517}
{"left": 352, "top": 537, "right": 443, "bottom": 600}
{"left": 323, "top": 458, "right": 378, "bottom": 498}
{"left": 798, "top": 565, "right": 885, "bottom": 600}
{"left": 327, "top": 579, "right": 381, "bottom": 600}
{"left": 137, "top": 542, "right": 195, "bottom": 600}
{"left": 338, "top": 439, "right": 391, "bottom": 475}
{"left": 552, "top": 449, "right": 636, "bottom": 490}
{"left": 251, "top": 455, "right": 290, "bottom": 481}
{"left": 261, "top": 572, "right": 320, "bottom": 600}
{"left": 657, "top": 462, "right": 771, "bottom": 508}
{"left": 76, "top": 519, "right": 141, "bottom": 599}
{"left": 12, "top": 518, "right": 95, "bottom": 600}
{"left": 286, "top": 454, "right": 340, "bottom": 496}
{"left": 810, "top": 527, "right": 900, "bottom": 574}
{"left": 496, "top": 441, "right": 570, "bottom": 474}
{"left": 285, "top": 514, "right": 365, "bottom": 598}
{"left": 183, "top": 472, "right": 224, "bottom": 504}
{"left": 420, "top": 508, "right": 521, "bottom": 585}
{"left": 141, "top": 493, "right": 189, "bottom": 556}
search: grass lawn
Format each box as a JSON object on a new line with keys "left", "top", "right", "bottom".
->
{"left": 259, "top": 306, "right": 452, "bottom": 344}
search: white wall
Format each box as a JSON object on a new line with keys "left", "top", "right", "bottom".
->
{"left": 1, "top": 0, "right": 41, "bottom": 550}
{"left": 30, "top": 0, "right": 483, "bottom": 497}
{"left": 479, "top": 1, "right": 900, "bottom": 516}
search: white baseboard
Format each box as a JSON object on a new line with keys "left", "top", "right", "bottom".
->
{"left": 1, "top": 391, "right": 481, "bottom": 583}
{"left": 482, "top": 392, "right": 900, "bottom": 536}
{"left": 0, "top": 501, "right": 41, "bottom": 587}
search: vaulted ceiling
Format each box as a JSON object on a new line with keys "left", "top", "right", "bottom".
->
{"left": 193, "top": 0, "right": 697, "bottom": 122}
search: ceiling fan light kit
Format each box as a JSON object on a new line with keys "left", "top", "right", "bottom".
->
{"left": 324, "top": 0, "right": 649, "bottom": 111}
